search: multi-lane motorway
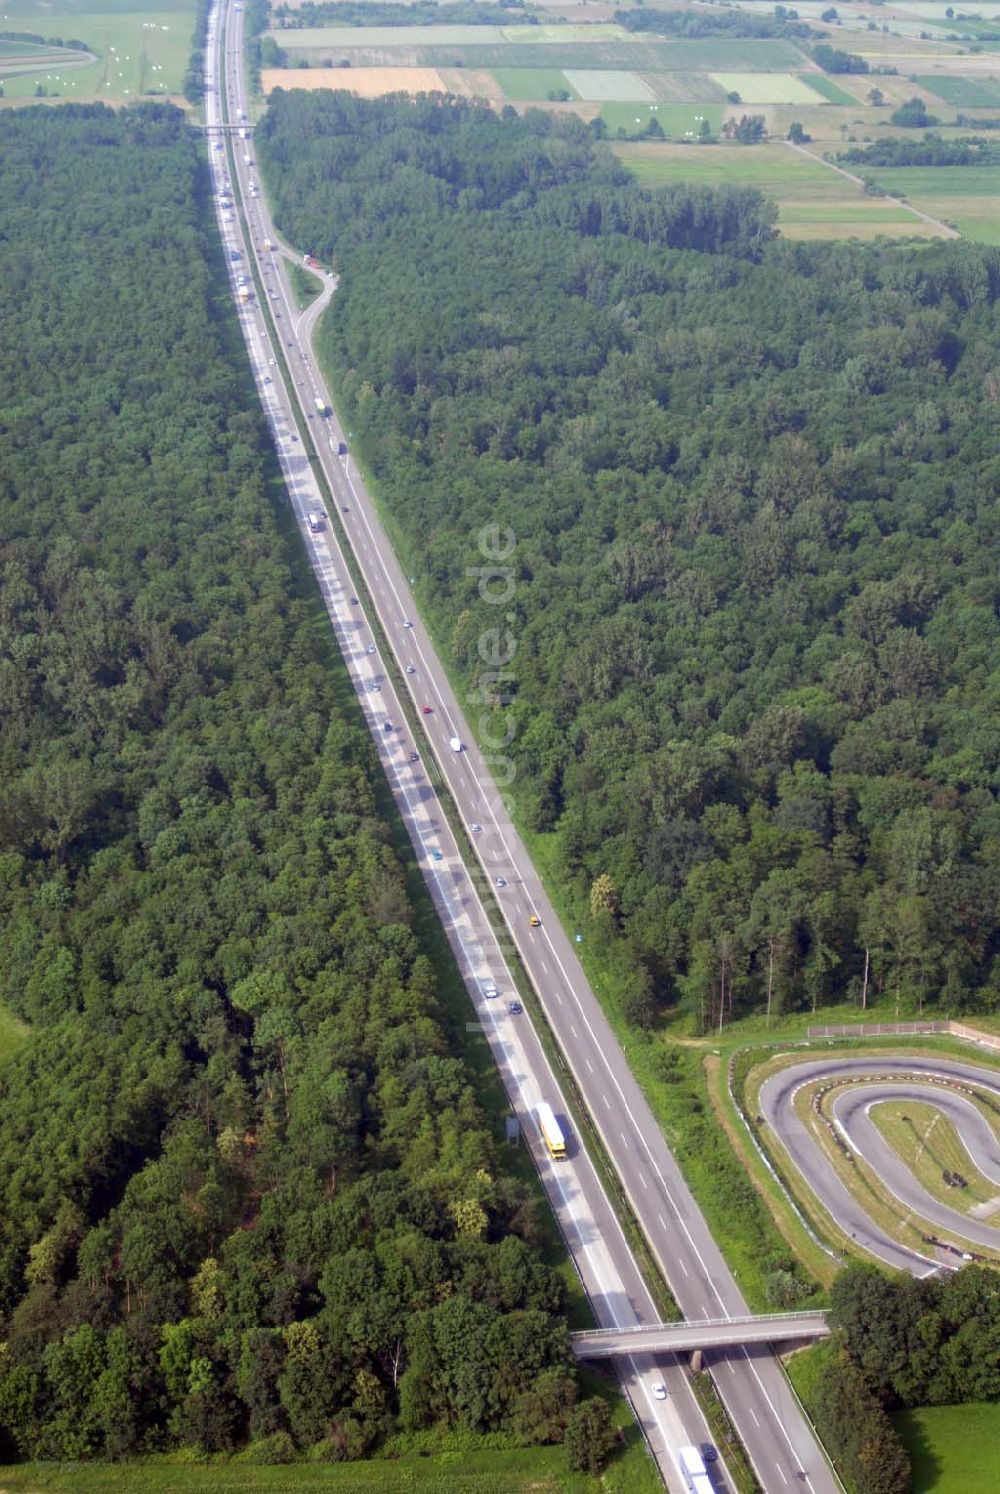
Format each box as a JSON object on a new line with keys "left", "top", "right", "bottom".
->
{"left": 761, "top": 1056, "right": 1000, "bottom": 1275}
{"left": 203, "top": 10, "right": 840, "bottom": 1489}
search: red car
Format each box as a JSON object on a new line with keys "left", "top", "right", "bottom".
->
{"left": 421, "top": 705, "right": 433, "bottom": 714}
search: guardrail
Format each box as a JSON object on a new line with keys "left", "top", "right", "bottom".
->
{"left": 808, "top": 1020, "right": 1000, "bottom": 1054}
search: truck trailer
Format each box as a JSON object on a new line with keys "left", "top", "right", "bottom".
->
{"left": 676, "top": 1447, "right": 713, "bottom": 1494}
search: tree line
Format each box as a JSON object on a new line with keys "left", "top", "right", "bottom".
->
{"left": 273, "top": 0, "right": 538, "bottom": 26}
{"left": 808, "top": 1263, "right": 1000, "bottom": 1493}
{"left": 0, "top": 101, "right": 579, "bottom": 1466}
{"left": 256, "top": 91, "right": 1000, "bottom": 1034}
{"left": 840, "top": 135, "right": 1000, "bottom": 167}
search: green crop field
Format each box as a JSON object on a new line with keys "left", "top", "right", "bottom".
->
{"left": 276, "top": 23, "right": 498, "bottom": 46}
{"left": 492, "top": 66, "right": 577, "bottom": 100}
{"left": 798, "top": 70, "right": 861, "bottom": 104}
{"left": 614, "top": 142, "right": 943, "bottom": 238}
{"left": 602, "top": 101, "right": 723, "bottom": 138}
{"left": 564, "top": 66, "right": 652, "bottom": 100}
{"left": 914, "top": 72, "right": 1000, "bottom": 106}
{"left": 860, "top": 164, "right": 1000, "bottom": 244}
{"left": 500, "top": 22, "right": 626, "bottom": 44}
{"left": 643, "top": 38, "right": 807, "bottom": 71}
{"left": 638, "top": 71, "right": 728, "bottom": 103}
{"left": 897, "top": 1403, "right": 1000, "bottom": 1493}
{"left": 0, "top": 4, "right": 193, "bottom": 99}
{"left": 711, "top": 69, "right": 824, "bottom": 103}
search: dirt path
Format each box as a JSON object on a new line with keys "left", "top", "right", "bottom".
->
{"left": 784, "top": 138, "right": 960, "bottom": 239}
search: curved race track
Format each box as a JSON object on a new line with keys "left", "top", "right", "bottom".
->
{"left": 758, "top": 1054, "right": 1000, "bottom": 1275}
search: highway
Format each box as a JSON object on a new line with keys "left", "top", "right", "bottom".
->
{"left": 760, "top": 1056, "right": 1000, "bottom": 1275}
{"left": 204, "top": 10, "right": 840, "bottom": 1490}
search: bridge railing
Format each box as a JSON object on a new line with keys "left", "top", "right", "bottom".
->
{"left": 572, "top": 1311, "right": 828, "bottom": 1340}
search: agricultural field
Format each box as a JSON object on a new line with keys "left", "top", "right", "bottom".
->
{"left": 261, "top": 64, "right": 449, "bottom": 95}
{"left": 614, "top": 142, "right": 945, "bottom": 240}
{"left": 711, "top": 69, "right": 826, "bottom": 103}
{"left": 798, "top": 71, "right": 862, "bottom": 105}
{"left": 563, "top": 66, "right": 652, "bottom": 100}
{"left": 492, "top": 65, "right": 579, "bottom": 99}
{"left": 857, "top": 164, "right": 1000, "bottom": 244}
{"left": 0, "top": 0, "right": 193, "bottom": 101}
{"left": 601, "top": 100, "right": 721, "bottom": 137}
{"left": 914, "top": 72, "right": 1000, "bottom": 107}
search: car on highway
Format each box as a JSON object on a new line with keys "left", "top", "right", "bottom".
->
{"left": 409, "top": 752, "right": 419, "bottom": 763}
{"left": 430, "top": 849, "right": 443, "bottom": 862}
{"left": 471, "top": 823, "right": 482, "bottom": 833}
{"left": 529, "top": 915, "right": 541, "bottom": 927}
{"left": 367, "top": 645, "right": 376, "bottom": 654}
{"left": 701, "top": 1445, "right": 717, "bottom": 1464}
{"left": 651, "top": 1383, "right": 667, "bottom": 1401}
{"left": 405, "top": 665, "right": 415, "bottom": 675}
{"left": 382, "top": 721, "right": 393, "bottom": 732}
{"left": 403, "top": 620, "right": 413, "bottom": 629}
{"left": 422, "top": 705, "right": 433, "bottom": 714}
{"left": 495, "top": 876, "right": 507, "bottom": 888}
{"left": 508, "top": 1000, "right": 522, "bottom": 1015}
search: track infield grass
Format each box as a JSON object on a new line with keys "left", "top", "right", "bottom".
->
{"left": 869, "top": 1097, "right": 1000, "bottom": 1216}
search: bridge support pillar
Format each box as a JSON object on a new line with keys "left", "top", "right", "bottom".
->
{"left": 690, "top": 1349, "right": 703, "bottom": 1373}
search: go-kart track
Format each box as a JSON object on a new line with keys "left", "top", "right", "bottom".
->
{"left": 759, "top": 1055, "right": 1000, "bottom": 1276}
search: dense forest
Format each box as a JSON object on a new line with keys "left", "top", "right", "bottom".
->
{"left": 257, "top": 91, "right": 1000, "bottom": 1031}
{"left": 808, "top": 1264, "right": 1000, "bottom": 1494}
{"left": 0, "top": 102, "right": 576, "bottom": 1462}
{"left": 614, "top": 7, "right": 815, "bottom": 41}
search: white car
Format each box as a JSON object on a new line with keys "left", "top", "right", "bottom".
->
{"left": 471, "top": 823, "right": 482, "bottom": 833}
{"left": 405, "top": 665, "right": 415, "bottom": 675}
{"left": 651, "top": 1382, "right": 667, "bottom": 1401}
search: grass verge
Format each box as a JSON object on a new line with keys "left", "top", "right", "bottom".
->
{"left": 287, "top": 260, "right": 324, "bottom": 308}
{"left": 895, "top": 1401, "right": 1000, "bottom": 1494}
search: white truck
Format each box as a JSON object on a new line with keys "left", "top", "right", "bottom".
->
{"left": 537, "top": 1103, "right": 566, "bottom": 1160}
{"left": 676, "top": 1447, "right": 713, "bottom": 1494}
{"left": 307, "top": 512, "right": 326, "bottom": 533}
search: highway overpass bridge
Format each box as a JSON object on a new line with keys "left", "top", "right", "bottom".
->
{"left": 571, "top": 1311, "right": 831, "bottom": 1359}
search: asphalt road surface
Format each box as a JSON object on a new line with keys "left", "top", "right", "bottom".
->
{"left": 760, "top": 1055, "right": 1000, "bottom": 1275}
{"left": 204, "top": 12, "right": 840, "bottom": 1490}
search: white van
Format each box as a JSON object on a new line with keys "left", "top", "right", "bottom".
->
{"left": 449, "top": 737, "right": 464, "bottom": 752}
{"left": 307, "top": 512, "right": 325, "bottom": 533}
